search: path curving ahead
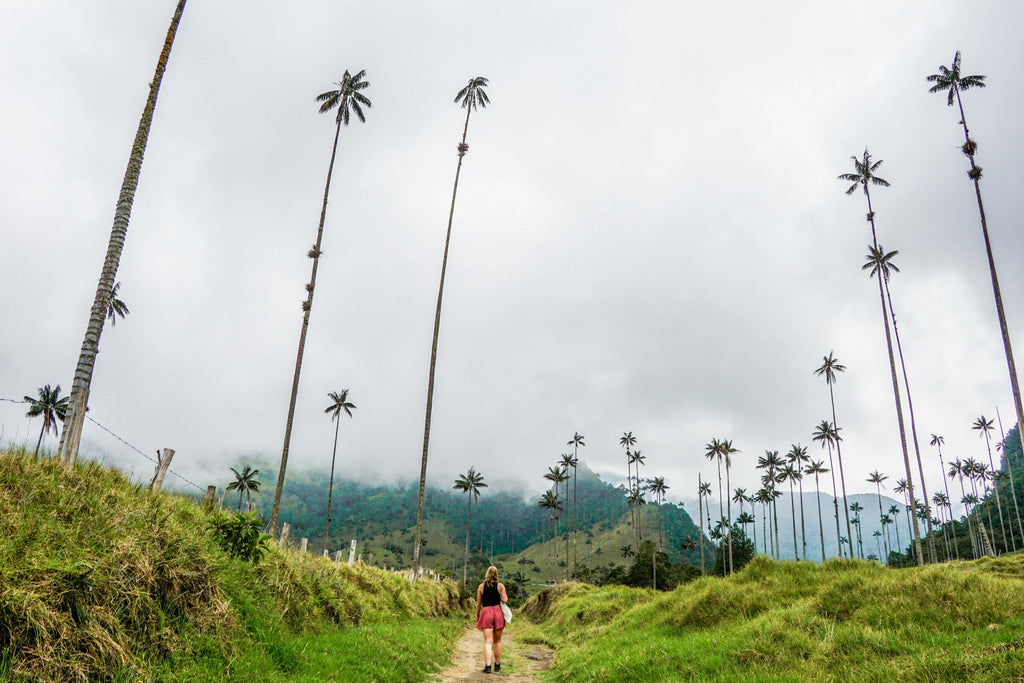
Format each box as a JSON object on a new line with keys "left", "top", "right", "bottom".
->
{"left": 430, "top": 627, "right": 554, "bottom": 682}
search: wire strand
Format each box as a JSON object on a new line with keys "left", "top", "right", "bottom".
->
{"left": 3, "top": 397, "right": 204, "bottom": 491}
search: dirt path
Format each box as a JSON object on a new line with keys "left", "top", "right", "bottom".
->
{"left": 430, "top": 627, "right": 555, "bottom": 682}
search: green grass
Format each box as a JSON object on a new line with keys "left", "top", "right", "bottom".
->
{"left": 521, "top": 555, "right": 1024, "bottom": 682}
{"left": 0, "top": 450, "right": 468, "bottom": 682}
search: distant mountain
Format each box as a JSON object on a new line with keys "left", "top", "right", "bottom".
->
{"left": 222, "top": 460, "right": 704, "bottom": 573}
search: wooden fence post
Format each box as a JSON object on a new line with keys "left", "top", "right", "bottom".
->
{"left": 334, "top": 550, "right": 343, "bottom": 565}
{"left": 348, "top": 539, "right": 357, "bottom": 566}
{"left": 300, "top": 537, "right": 308, "bottom": 553}
{"left": 280, "top": 522, "right": 291, "bottom": 547}
{"left": 148, "top": 448, "right": 175, "bottom": 492}
{"left": 202, "top": 485, "right": 217, "bottom": 511}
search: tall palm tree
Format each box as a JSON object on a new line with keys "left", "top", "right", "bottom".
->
{"left": 812, "top": 420, "right": 844, "bottom": 558}
{"left": 974, "top": 415, "right": 1010, "bottom": 551}
{"left": 806, "top": 459, "right": 829, "bottom": 562}
{"left": 620, "top": 432, "right": 637, "bottom": 538}
{"left": 453, "top": 467, "right": 487, "bottom": 585}
{"left": 227, "top": 465, "right": 261, "bottom": 511}
{"left": 995, "top": 410, "right": 1024, "bottom": 549}
{"left": 718, "top": 439, "right": 739, "bottom": 574}
{"left": 270, "top": 69, "right": 372, "bottom": 535}
{"left": 932, "top": 491, "right": 954, "bottom": 560}
{"left": 651, "top": 476, "right": 669, "bottom": 549}
{"left": 787, "top": 444, "right": 810, "bottom": 561}
{"left": 558, "top": 457, "right": 574, "bottom": 567}
{"left": 867, "top": 471, "right": 890, "bottom": 561}
{"left": 537, "top": 490, "right": 562, "bottom": 583}
{"left": 757, "top": 450, "right": 784, "bottom": 560}
{"left": 839, "top": 152, "right": 923, "bottom": 565}
{"left": 698, "top": 476, "right": 710, "bottom": 576}
{"left": 814, "top": 353, "right": 855, "bottom": 558}
{"left": 631, "top": 450, "right": 648, "bottom": 546}
{"left": 849, "top": 502, "right": 865, "bottom": 559}
{"left": 105, "top": 282, "right": 130, "bottom": 327}
{"left": 949, "top": 458, "right": 978, "bottom": 558}
{"left": 888, "top": 504, "right": 903, "bottom": 555}
{"left": 880, "top": 514, "right": 894, "bottom": 560}
{"left": 567, "top": 432, "right": 585, "bottom": 576}
{"left": 322, "top": 389, "right": 356, "bottom": 553}
{"left": 931, "top": 434, "right": 960, "bottom": 560}
{"left": 863, "top": 244, "right": 937, "bottom": 563}
{"left": 24, "top": 384, "right": 70, "bottom": 456}
{"left": 927, "top": 53, "right": 1024, "bottom": 457}
{"left": 58, "top": 0, "right": 188, "bottom": 468}
{"left": 780, "top": 463, "right": 800, "bottom": 560}
{"left": 412, "top": 77, "right": 490, "bottom": 577}
{"left": 893, "top": 479, "right": 914, "bottom": 550}
{"left": 753, "top": 487, "right": 772, "bottom": 556}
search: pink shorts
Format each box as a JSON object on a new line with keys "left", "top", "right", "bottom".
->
{"left": 476, "top": 605, "right": 505, "bottom": 630}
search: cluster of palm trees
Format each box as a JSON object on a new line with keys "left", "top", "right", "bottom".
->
{"left": 694, "top": 407, "right": 1024, "bottom": 569}
{"left": 536, "top": 434, "right": 585, "bottom": 582}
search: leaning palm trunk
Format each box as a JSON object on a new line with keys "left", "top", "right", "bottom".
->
{"left": 996, "top": 410, "right": 1024, "bottom": 548}
{"left": 881, "top": 274, "right": 937, "bottom": 562}
{"left": 412, "top": 103, "right": 477, "bottom": 577}
{"left": 864, "top": 201, "right": 924, "bottom": 566}
{"left": 951, "top": 92, "right": 1024, "bottom": 491}
{"left": 270, "top": 103, "right": 345, "bottom": 534}
{"left": 59, "top": 0, "right": 187, "bottom": 468}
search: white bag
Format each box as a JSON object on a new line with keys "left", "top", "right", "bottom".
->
{"left": 500, "top": 602, "right": 513, "bottom": 624}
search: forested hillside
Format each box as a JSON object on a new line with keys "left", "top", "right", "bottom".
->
{"left": 224, "top": 461, "right": 704, "bottom": 573}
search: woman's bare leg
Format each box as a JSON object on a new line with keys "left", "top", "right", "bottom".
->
{"left": 483, "top": 628, "right": 494, "bottom": 666}
{"left": 494, "top": 627, "right": 503, "bottom": 664}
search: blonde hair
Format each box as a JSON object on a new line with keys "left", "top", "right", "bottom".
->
{"left": 485, "top": 566, "right": 499, "bottom": 585}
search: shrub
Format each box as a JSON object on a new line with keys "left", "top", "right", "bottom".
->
{"left": 209, "top": 511, "right": 271, "bottom": 563}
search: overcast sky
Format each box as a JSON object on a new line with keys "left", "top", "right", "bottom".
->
{"left": 3, "top": 2, "right": 1023, "bottom": 516}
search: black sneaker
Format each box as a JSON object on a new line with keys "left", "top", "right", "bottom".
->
{"left": 483, "top": 664, "right": 492, "bottom": 674}
{"left": 494, "top": 662, "right": 501, "bottom": 672}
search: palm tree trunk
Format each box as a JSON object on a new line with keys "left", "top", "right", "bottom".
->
{"left": 982, "top": 434, "right": 1010, "bottom": 552}
{"left": 59, "top": 0, "right": 187, "bottom": 468}
{"left": 815, "top": 476, "right": 825, "bottom": 562}
{"left": 270, "top": 112, "right": 344, "bottom": 535}
{"left": 954, "top": 90, "right": 1024, "bottom": 491}
{"left": 412, "top": 106, "right": 473, "bottom": 577}
{"left": 572, "top": 455, "right": 578, "bottom": 578}
{"left": 772, "top": 493, "right": 781, "bottom": 560}
{"left": 825, "top": 443, "right": 843, "bottom": 558}
{"left": 789, "top": 483, "right": 798, "bottom": 560}
{"left": 828, "top": 389, "right": 855, "bottom": 559}
{"left": 864, "top": 199, "right": 924, "bottom": 566}
{"left": 698, "top": 479, "right": 705, "bottom": 577}
{"left": 463, "top": 495, "right": 471, "bottom": 585}
{"left": 938, "top": 448, "right": 961, "bottom": 561}
{"left": 881, "top": 275, "right": 937, "bottom": 562}
{"left": 34, "top": 425, "right": 45, "bottom": 457}
{"left": 996, "top": 410, "right": 1024, "bottom": 549}
{"left": 725, "top": 462, "right": 734, "bottom": 575}
{"left": 323, "top": 417, "right": 342, "bottom": 554}
{"left": 798, "top": 477, "right": 807, "bottom": 561}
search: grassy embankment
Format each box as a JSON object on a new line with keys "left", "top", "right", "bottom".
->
{"left": 0, "top": 450, "right": 468, "bottom": 682}
{"left": 519, "top": 554, "right": 1024, "bottom": 682}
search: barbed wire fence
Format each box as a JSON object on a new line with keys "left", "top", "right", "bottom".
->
{"left": 0, "top": 396, "right": 205, "bottom": 492}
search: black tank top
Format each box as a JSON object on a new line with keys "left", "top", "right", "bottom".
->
{"left": 481, "top": 582, "right": 501, "bottom": 607}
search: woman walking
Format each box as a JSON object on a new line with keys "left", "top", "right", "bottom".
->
{"left": 475, "top": 565, "right": 509, "bottom": 674}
